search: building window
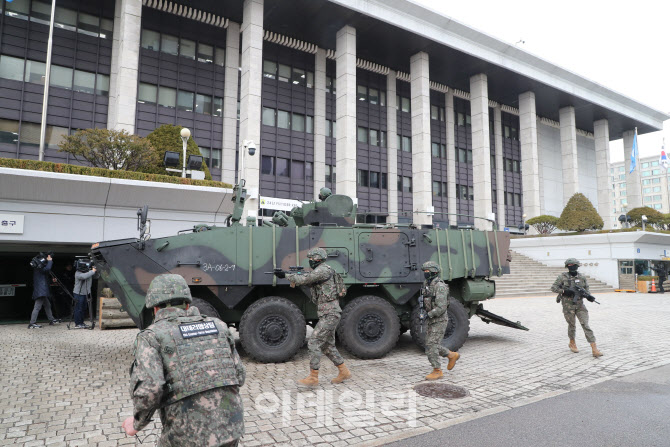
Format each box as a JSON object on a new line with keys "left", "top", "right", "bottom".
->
{"left": 369, "top": 88, "right": 379, "bottom": 105}
{"left": 654, "top": 186, "right": 662, "bottom": 193}
{"left": 73, "top": 70, "right": 95, "bottom": 94}
{"left": 401, "top": 96, "right": 410, "bottom": 113}
{"left": 325, "top": 165, "right": 336, "bottom": 183}
{"left": 292, "top": 160, "right": 305, "bottom": 178}
{"left": 370, "top": 171, "right": 380, "bottom": 188}
{"left": 653, "top": 169, "right": 661, "bottom": 175}
{"left": 654, "top": 204, "right": 663, "bottom": 210}
{"left": 177, "top": 90, "right": 194, "bottom": 112}
{"left": 215, "top": 47, "right": 226, "bottom": 66}
{"left": 369, "top": 129, "right": 379, "bottom": 146}
{"left": 19, "top": 122, "right": 41, "bottom": 146}
{"left": 24, "top": 60, "right": 46, "bottom": 84}
{"left": 358, "top": 127, "right": 368, "bottom": 143}
{"left": 277, "top": 110, "right": 290, "bottom": 129}
{"left": 262, "top": 107, "right": 276, "bottom": 126}
{"left": 357, "top": 169, "right": 369, "bottom": 187}
{"left": 138, "top": 83, "right": 157, "bottom": 104}
{"left": 261, "top": 155, "right": 274, "bottom": 175}
{"left": 276, "top": 158, "right": 290, "bottom": 177}
{"left": 403, "top": 176, "right": 412, "bottom": 193}
{"left": 326, "top": 76, "right": 336, "bottom": 94}
{"left": 401, "top": 136, "right": 411, "bottom": 152}
{"left": 458, "top": 112, "right": 465, "bottom": 127}
{"left": 212, "top": 97, "right": 223, "bottom": 117}
{"left": 381, "top": 173, "right": 388, "bottom": 189}
{"left": 306, "top": 161, "right": 313, "bottom": 180}
{"left": 291, "top": 113, "right": 306, "bottom": 132}
{"left": 0, "top": 55, "right": 25, "bottom": 81}
{"left": 0, "top": 119, "right": 20, "bottom": 144}
{"left": 158, "top": 86, "right": 177, "bottom": 108}
{"left": 357, "top": 85, "right": 367, "bottom": 102}
{"left": 160, "top": 34, "right": 179, "bottom": 56}
{"left": 195, "top": 94, "right": 212, "bottom": 115}
{"left": 197, "top": 43, "right": 214, "bottom": 63}
{"left": 6, "top": 0, "right": 30, "bottom": 19}
{"left": 278, "top": 64, "right": 291, "bottom": 82}
{"left": 642, "top": 170, "right": 651, "bottom": 177}
{"left": 642, "top": 162, "right": 650, "bottom": 168}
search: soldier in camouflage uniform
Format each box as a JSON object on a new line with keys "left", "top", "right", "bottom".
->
{"left": 421, "top": 261, "right": 460, "bottom": 380}
{"left": 275, "top": 247, "right": 351, "bottom": 385}
{"left": 122, "top": 274, "right": 246, "bottom": 446}
{"left": 551, "top": 258, "right": 603, "bottom": 358}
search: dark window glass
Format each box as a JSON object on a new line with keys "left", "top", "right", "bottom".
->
{"left": 357, "top": 85, "right": 367, "bottom": 101}
{"left": 292, "top": 113, "right": 305, "bottom": 132}
{"left": 161, "top": 34, "right": 179, "bottom": 55}
{"left": 0, "top": 55, "right": 25, "bottom": 81}
{"left": 261, "top": 156, "right": 274, "bottom": 175}
{"left": 381, "top": 173, "right": 387, "bottom": 189}
{"left": 292, "top": 68, "right": 306, "bottom": 86}
{"left": 278, "top": 64, "right": 291, "bottom": 82}
{"left": 95, "top": 74, "right": 109, "bottom": 96}
{"left": 401, "top": 97, "right": 410, "bottom": 113}
{"left": 78, "top": 12, "right": 100, "bottom": 37}
{"left": 380, "top": 131, "right": 387, "bottom": 148}
{"left": 263, "top": 60, "right": 277, "bottom": 79}
{"left": 306, "top": 161, "right": 313, "bottom": 180}
{"left": 177, "top": 91, "right": 194, "bottom": 112}
{"left": 292, "top": 160, "right": 305, "bottom": 178}
{"left": 138, "top": 83, "right": 157, "bottom": 104}
{"left": 369, "top": 88, "right": 379, "bottom": 104}
{"left": 370, "top": 129, "right": 379, "bottom": 146}
{"left": 432, "top": 142, "right": 440, "bottom": 158}
{"left": 357, "top": 169, "right": 369, "bottom": 187}
{"left": 431, "top": 105, "right": 439, "bottom": 120}
{"left": 357, "top": 127, "right": 368, "bottom": 143}
{"left": 213, "top": 97, "right": 223, "bottom": 117}
{"left": 195, "top": 94, "right": 212, "bottom": 115}
{"left": 73, "top": 70, "right": 95, "bottom": 94}
{"left": 19, "top": 122, "right": 41, "bottom": 146}
{"left": 276, "top": 158, "right": 289, "bottom": 177}
{"left": 262, "top": 107, "right": 276, "bottom": 126}
{"left": 433, "top": 181, "right": 440, "bottom": 196}
{"left": 197, "top": 43, "right": 214, "bottom": 63}
{"left": 0, "top": 119, "right": 20, "bottom": 144}
{"left": 277, "top": 110, "right": 290, "bottom": 129}
{"left": 370, "top": 171, "right": 379, "bottom": 188}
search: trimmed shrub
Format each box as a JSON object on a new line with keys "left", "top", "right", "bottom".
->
{"left": 0, "top": 157, "right": 231, "bottom": 188}
{"left": 627, "top": 207, "right": 664, "bottom": 228}
{"left": 557, "top": 193, "right": 603, "bottom": 232}
{"left": 526, "top": 215, "right": 559, "bottom": 234}
{"left": 145, "top": 124, "right": 212, "bottom": 180}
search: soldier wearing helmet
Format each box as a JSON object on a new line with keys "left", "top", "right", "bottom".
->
{"left": 420, "top": 260, "right": 459, "bottom": 380}
{"left": 122, "top": 274, "right": 246, "bottom": 446}
{"left": 551, "top": 258, "right": 603, "bottom": 358}
{"left": 275, "top": 247, "right": 351, "bottom": 386}
{"left": 318, "top": 187, "right": 332, "bottom": 201}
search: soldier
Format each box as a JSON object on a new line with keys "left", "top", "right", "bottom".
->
{"left": 551, "top": 258, "right": 603, "bottom": 358}
{"left": 275, "top": 247, "right": 351, "bottom": 385}
{"left": 652, "top": 263, "right": 667, "bottom": 294}
{"left": 318, "top": 187, "right": 332, "bottom": 201}
{"left": 122, "top": 274, "right": 245, "bottom": 446}
{"left": 421, "top": 261, "right": 460, "bottom": 380}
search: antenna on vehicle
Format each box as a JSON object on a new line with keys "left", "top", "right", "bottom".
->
{"left": 137, "top": 205, "right": 151, "bottom": 248}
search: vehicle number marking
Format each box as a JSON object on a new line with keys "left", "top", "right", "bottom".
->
{"left": 202, "top": 263, "right": 236, "bottom": 272}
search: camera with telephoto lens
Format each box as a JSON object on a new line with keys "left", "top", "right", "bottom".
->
{"left": 75, "top": 257, "right": 95, "bottom": 272}
{"left": 29, "top": 252, "right": 53, "bottom": 269}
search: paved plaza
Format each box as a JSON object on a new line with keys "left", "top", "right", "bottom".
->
{"left": 1, "top": 292, "right": 669, "bottom": 446}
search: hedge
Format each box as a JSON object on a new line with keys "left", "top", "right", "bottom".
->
{"left": 0, "top": 158, "right": 232, "bottom": 189}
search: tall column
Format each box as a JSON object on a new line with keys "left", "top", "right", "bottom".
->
{"left": 594, "top": 119, "right": 613, "bottom": 229}
{"left": 537, "top": 116, "right": 545, "bottom": 214}
{"left": 386, "top": 71, "right": 398, "bottom": 224}
{"left": 518, "top": 92, "right": 541, "bottom": 218}
{"left": 107, "top": 0, "right": 141, "bottom": 132}
{"left": 560, "top": 106, "right": 579, "bottom": 204}
{"left": 493, "top": 105, "right": 505, "bottom": 228}
{"left": 445, "top": 91, "right": 457, "bottom": 227}
{"left": 313, "top": 48, "right": 327, "bottom": 200}
{"left": 623, "top": 130, "right": 642, "bottom": 209}
{"left": 335, "top": 26, "right": 357, "bottom": 198}
{"left": 222, "top": 22, "right": 241, "bottom": 186}
{"left": 470, "top": 74, "right": 492, "bottom": 230}
{"left": 410, "top": 52, "right": 432, "bottom": 226}
{"left": 239, "top": 0, "right": 264, "bottom": 220}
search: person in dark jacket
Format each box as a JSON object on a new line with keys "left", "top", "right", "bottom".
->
{"left": 29, "top": 253, "right": 60, "bottom": 329}
{"left": 73, "top": 261, "right": 97, "bottom": 328}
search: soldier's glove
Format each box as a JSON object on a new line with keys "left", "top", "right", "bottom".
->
{"left": 586, "top": 296, "right": 595, "bottom": 302}
{"left": 273, "top": 270, "right": 286, "bottom": 279}
{"left": 556, "top": 296, "right": 561, "bottom": 303}
{"left": 562, "top": 289, "right": 575, "bottom": 298}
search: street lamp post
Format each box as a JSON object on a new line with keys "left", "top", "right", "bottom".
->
{"left": 180, "top": 128, "right": 191, "bottom": 178}
{"left": 522, "top": 213, "right": 527, "bottom": 235}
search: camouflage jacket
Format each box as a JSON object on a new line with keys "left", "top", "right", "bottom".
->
{"left": 551, "top": 272, "right": 590, "bottom": 302}
{"left": 129, "top": 307, "right": 245, "bottom": 445}
{"left": 422, "top": 277, "right": 449, "bottom": 322}
{"left": 287, "top": 263, "right": 341, "bottom": 317}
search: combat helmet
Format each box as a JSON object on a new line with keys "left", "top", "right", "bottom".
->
{"left": 307, "top": 247, "right": 328, "bottom": 261}
{"left": 564, "top": 258, "right": 581, "bottom": 267}
{"left": 422, "top": 261, "right": 441, "bottom": 274}
{"left": 318, "top": 187, "right": 332, "bottom": 201}
{"left": 145, "top": 274, "right": 193, "bottom": 309}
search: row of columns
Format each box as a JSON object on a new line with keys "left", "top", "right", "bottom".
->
{"left": 107, "top": 0, "right": 623, "bottom": 229}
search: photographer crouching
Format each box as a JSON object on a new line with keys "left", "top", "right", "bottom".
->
{"left": 28, "top": 252, "right": 61, "bottom": 329}
{"left": 73, "top": 259, "right": 97, "bottom": 329}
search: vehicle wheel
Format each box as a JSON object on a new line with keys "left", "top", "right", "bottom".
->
{"left": 410, "top": 298, "right": 470, "bottom": 351}
{"left": 191, "top": 297, "right": 220, "bottom": 319}
{"left": 337, "top": 295, "right": 401, "bottom": 359}
{"left": 239, "top": 296, "right": 306, "bottom": 363}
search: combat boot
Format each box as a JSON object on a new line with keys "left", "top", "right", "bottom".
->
{"left": 425, "top": 368, "right": 443, "bottom": 380}
{"left": 331, "top": 363, "right": 351, "bottom": 384}
{"left": 568, "top": 339, "right": 579, "bottom": 353}
{"left": 590, "top": 342, "right": 603, "bottom": 358}
{"left": 298, "top": 369, "right": 319, "bottom": 386}
{"left": 446, "top": 351, "right": 460, "bottom": 371}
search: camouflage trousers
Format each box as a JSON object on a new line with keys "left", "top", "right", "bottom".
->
{"left": 309, "top": 313, "right": 344, "bottom": 370}
{"left": 562, "top": 300, "right": 596, "bottom": 343}
{"left": 425, "top": 318, "right": 449, "bottom": 369}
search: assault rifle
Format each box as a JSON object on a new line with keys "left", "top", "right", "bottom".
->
{"left": 566, "top": 285, "right": 600, "bottom": 305}
{"left": 418, "top": 294, "right": 426, "bottom": 334}
{"left": 265, "top": 266, "right": 305, "bottom": 277}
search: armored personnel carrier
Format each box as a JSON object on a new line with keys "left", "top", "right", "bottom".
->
{"left": 91, "top": 183, "right": 526, "bottom": 363}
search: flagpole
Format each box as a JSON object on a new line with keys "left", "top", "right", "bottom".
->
{"left": 38, "top": 0, "right": 57, "bottom": 161}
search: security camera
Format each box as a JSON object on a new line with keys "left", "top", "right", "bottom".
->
{"left": 243, "top": 140, "right": 257, "bottom": 156}
{"left": 641, "top": 215, "right": 648, "bottom": 222}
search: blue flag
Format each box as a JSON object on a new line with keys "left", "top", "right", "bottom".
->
{"left": 629, "top": 131, "right": 639, "bottom": 174}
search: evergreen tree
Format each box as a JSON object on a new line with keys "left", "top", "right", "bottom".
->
{"left": 557, "top": 193, "right": 603, "bottom": 232}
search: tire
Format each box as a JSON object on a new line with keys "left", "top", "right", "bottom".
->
{"left": 336, "top": 295, "right": 401, "bottom": 359}
{"left": 410, "top": 298, "right": 470, "bottom": 351}
{"left": 239, "top": 296, "right": 306, "bottom": 363}
{"left": 191, "top": 297, "right": 221, "bottom": 319}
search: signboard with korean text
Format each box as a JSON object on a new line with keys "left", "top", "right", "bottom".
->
{"left": 259, "top": 196, "right": 304, "bottom": 212}
{"left": 0, "top": 214, "right": 24, "bottom": 234}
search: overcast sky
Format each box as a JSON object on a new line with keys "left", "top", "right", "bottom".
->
{"left": 413, "top": 0, "right": 670, "bottom": 162}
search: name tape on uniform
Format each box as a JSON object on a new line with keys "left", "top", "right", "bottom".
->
{"left": 179, "top": 321, "right": 219, "bottom": 339}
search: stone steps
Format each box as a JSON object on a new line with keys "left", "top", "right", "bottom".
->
{"left": 495, "top": 250, "right": 614, "bottom": 297}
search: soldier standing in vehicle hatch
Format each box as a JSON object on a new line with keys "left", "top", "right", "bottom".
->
{"left": 421, "top": 261, "right": 460, "bottom": 380}
{"left": 551, "top": 258, "right": 603, "bottom": 358}
{"left": 275, "top": 247, "right": 351, "bottom": 386}
{"left": 122, "top": 274, "right": 245, "bottom": 446}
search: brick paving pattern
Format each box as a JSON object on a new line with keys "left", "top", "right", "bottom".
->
{"left": 1, "top": 292, "right": 669, "bottom": 446}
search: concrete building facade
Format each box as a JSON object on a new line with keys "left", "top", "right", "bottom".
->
{"left": 0, "top": 0, "right": 667, "bottom": 231}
